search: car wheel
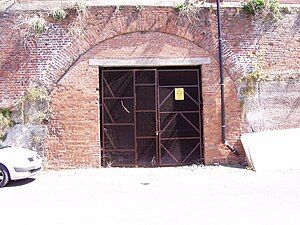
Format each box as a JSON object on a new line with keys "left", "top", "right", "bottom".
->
{"left": 0, "top": 165, "right": 10, "bottom": 188}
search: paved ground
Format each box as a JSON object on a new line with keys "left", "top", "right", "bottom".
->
{"left": 1, "top": 166, "right": 300, "bottom": 225}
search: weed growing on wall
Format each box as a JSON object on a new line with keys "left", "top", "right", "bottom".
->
{"left": 280, "top": 6, "right": 292, "bottom": 14}
{"left": 135, "top": 5, "right": 145, "bottom": 12}
{"left": 114, "top": 5, "right": 123, "bottom": 13}
{"left": 1, "top": 86, "right": 50, "bottom": 159}
{"left": 50, "top": 7, "right": 67, "bottom": 21}
{"left": 268, "top": 0, "right": 281, "bottom": 20}
{"left": 240, "top": 69, "right": 265, "bottom": 97}
{"left": 30, "top": 16, "right": 47, "bottom": 35}
{"left": 242, "top": 0, "right": 282, "bottom": 20}
{"left": 13, "top": 15, "right": 48, "bottom": 52}
{"left": 26, "top": 87, "right": 50, "bottom": 102}
{"left": 16, "top": 86, "right": 50, "bottom": 124}
{"left": 68, "top": 0, "right": 89, "bottom": 38}
{"left": 74, "top": 0, "right": 88, "bottom": 14}
{"left": 175, "top": 1, "right": 203, "bottom": 22}
{"left": 242, "top": 0, "right": 265, "bottom": 14}
{"left": 238, "top": 66, "right": 265, "bottom": 121}
{"left": 0, "top": 109, "right": 12, "bottom": 140}
{"left": 10, "top": 1, "right": 91, "bottom": 51}
{"left": 239, "top": 49, "right": 267, "bottom": 98}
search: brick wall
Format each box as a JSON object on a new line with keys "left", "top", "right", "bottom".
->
{"left": 46, "top": 62, "right": 100, "bottom": 168}
{"left": 0, "top": 5, "right": 299, "bottom": 168}
{"left": 8, "top": 0, "right": 300, "bottom": 4}
{"left": 209, "top": 0, "right": 299, "bottom": 3}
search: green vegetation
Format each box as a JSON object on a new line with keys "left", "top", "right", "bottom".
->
{"left": 175, "top": 2, "right": 193, "bottom": 12}
{"left": 74, "top": 0, "right": 88, "bottom": 14}
{"left": 280, "top": 6, "right": 292, "bottom": 14}
{"left": 50, "top": 8, "right": 67, "bottom": 21}
{"left": 240, "top": 69, "right": 265, "bottom": 97}
{"left": 114, "top": 5, "right": 123, "bottom": 13}
{"left": 175, "top": 1, "right": 201, "bottom": 22}
{"left": 68, "top": 0, "right": 89, "bottom": 38}
{"left": 175, "top": 1, "right": 198, "bottom": 14}
{"left": 17, "top": 87, "right": 49, "bottom": 104}
{"left": 0, "top": 109, "right": 12, "bottom": 140}
{"left": 242, "top": 0, "right": 282, "bottom": 20}
{"left": 242, "top": 0, "right": 266, "bottom": 14}
{"left": 26, "top": 87, "right": 50, "bottom": 102}
{"left": 30, "top": 16, "right": 47, "bottom": 35}
{"left": 135, "top": 5, "right": 145, "bottom": 12}
{"left": 0, "top": 87, "right": 49, "bottom": 140}
{"left": 16, "top": 86, "right": 50, "bottom": 124}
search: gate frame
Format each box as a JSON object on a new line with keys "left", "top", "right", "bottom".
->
{"left": 96, "top": 58, "right": 210, "bottom": 167}
{"left": 157, "top": 68, "right": 203, "bottom": 166}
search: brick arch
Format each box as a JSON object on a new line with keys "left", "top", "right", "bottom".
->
{"left": 40, "top": 6, "right": 242, "bottom": 87}
{"left": 56, "top": 30, "right": 217, "bottom": 85}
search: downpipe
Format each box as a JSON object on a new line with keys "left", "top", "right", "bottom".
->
{"left": 216, "top": 0, "right": 240, "bottom": 157}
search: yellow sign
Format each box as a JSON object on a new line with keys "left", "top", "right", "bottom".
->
{"left": 175, "top": 88, "right": 184, "bottom": 101}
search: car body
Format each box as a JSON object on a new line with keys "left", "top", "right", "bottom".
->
{"left": 0, "top": 141, "right": 42, "bottom": 187}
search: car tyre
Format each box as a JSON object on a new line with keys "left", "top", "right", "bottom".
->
{"left": 0, "top": 165, "right": 10, "bottom": 188}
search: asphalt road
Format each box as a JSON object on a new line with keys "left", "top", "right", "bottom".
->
{"left": 1, "top": 166, "right": 299, "bottom": 225}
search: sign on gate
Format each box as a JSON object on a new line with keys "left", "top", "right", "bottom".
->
{"left": 175, "top": 88, "right": 184, "bottom": 101}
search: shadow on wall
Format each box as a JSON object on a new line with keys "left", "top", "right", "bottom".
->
{"left": 244, "top": 80, "right": 300, "bottom": 132}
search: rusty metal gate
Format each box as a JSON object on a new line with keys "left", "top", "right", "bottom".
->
{"left": 100, "top": 67, "right": 202, "bottom": 167}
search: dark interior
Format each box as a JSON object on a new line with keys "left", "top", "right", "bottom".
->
{"left": 101, "top": 67, "right": 202, "bottom": 167}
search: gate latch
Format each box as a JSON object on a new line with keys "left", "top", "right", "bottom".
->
{"left": 155, "top": 130, "right": 160, "bottom": 136}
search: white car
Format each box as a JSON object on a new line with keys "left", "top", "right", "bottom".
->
{"left": 0, "top": 141, "right": 42, "bottom": 187}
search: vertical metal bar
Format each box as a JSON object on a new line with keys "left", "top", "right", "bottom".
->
{"left": 155, "top": 69, "right": 159, "bottom": 167}
{"left": 197, "top": 67, "right": 203, "bottom": 163}
{"left": 101, "top": 69, "right": 106, "bottom": 167}
{"left": 157, "top": 69, "right": 162, "bottom": 166}
{"left": 133, "top": 70, "right": 138, "bottom": 167}
{"left": 98, "top": 67, "right": 102, "bottom": 168}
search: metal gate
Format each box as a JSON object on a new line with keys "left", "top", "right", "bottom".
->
{"left": 101, "top": 67, "right": 202, "bottom": 167}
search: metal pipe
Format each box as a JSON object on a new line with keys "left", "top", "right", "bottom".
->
{"left": 216, "top": 0, "right": 226, "bottom": 143}
{"left": 216, "top": 0, "right": 240, "bottom": 157}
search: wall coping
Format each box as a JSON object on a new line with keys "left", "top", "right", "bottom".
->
{"left": 2, "top": 1, "right": 299, "bottom": 12}
{"left": 89, "top": 58, "right": 211, "bottom": 67}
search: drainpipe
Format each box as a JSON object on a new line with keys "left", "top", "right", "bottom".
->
{"left": 216, "top": 0, "right": 240, "bottom": 157}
